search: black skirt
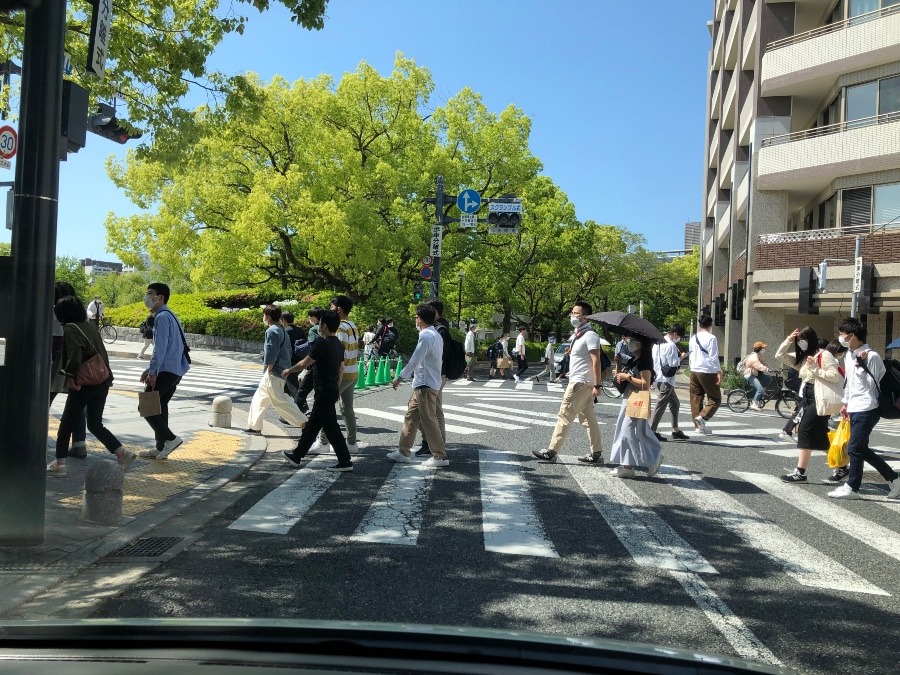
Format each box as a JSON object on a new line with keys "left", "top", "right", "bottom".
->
{"left": 797, "top": 383, "right": 829, "bottom": 450}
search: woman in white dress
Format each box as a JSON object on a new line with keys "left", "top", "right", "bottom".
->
{"left": 609, "top": 337, "right": 663, "bottom": 478}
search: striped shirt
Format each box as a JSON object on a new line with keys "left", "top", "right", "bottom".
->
{"left": 337, "top": 319, "right": 359, "bottom": 380}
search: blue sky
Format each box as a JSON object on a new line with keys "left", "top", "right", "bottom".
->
{"left": 2, "top": 1, "right": 711, "bottom": 260}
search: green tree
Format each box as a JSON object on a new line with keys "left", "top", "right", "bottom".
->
{"left": 0, "top": 241, "right": 9, "bottom": 256}
{"left": 54, "top": 256, "right": 89, "bottom": 299}
{"left": 88, "top": 271, "right": 153, "bottom": 308}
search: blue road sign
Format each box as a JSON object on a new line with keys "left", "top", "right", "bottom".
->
{"left": 420, "top": 266, "right": 433, "bottom": 279}
{"left": 457, "top": 189, "right": 481, "bottom": 214}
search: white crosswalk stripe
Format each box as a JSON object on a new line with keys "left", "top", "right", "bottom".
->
{"left": 351, "top": 464, "right": 434, "bottom": 545}
{"left": 111, "top": 363, "right": 263, "bottom": 399}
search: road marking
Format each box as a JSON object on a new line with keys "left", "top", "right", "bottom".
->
{"left": 761, "top": 449, "right": 825, "bottom": 458}
{"left": 355, "top": 408, "right": 481, "bottom": 435}
{"left": 479, "top": 449, "right": 558, "bottom": 557}
{"left": 227, "top": 456, "right": 339, "bottom": 535}
{"left": 469, "top": 402, "right": 560, "bottom": 419}
{"left": 515, "top": 380, "right": 534, "bottom": 390}
{"left": 564, "top": 463, "right": 717, "bottom": 574}
{"left": 733, "top": 472, "right": 900, "bottom": 563}
{"left": 387, "top": 406, "right": 527, "bottom": 431}
{"left": 484, "top": 379, "right": 505, "bottom": 388}
{"left": 712, "top": 427, "right": 785, "bottom": 436}
{"left": 660, "top": 467, "right": 887, "bottom": 596}
{"left": 450, "top": 379, "right": 474, "bottom": 386}
{"left": 440, "top": 404, "right": 557, "bottom": 427}
{"left": 351, "top": 464, "right": 435, "bottom": 545}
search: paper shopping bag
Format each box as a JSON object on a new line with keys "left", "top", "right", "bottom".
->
{"left": 827, "top": 418, "right": 850, "bottom": 468}
{"left": 625, "top": 389, "right": 651, "bottom": 420}
{"left": 138, "top": 389, "right": 162, "bottom": 418}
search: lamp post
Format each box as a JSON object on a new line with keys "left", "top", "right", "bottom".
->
{"left": 457, "top": 269, "right": 465, "bottom": 330}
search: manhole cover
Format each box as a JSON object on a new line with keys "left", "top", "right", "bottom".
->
{"left": 106, "top": 537, "right": 182, "bottom": 558}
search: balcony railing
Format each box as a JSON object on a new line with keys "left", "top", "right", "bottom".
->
{"left": 766, "top": 3, "right": 900, "bottom": 52}
{"left": 759, "top": 110, "right": 900, "bottom": 148}
{"left": 758, "top": 222, "right": 900, "bottom": 246}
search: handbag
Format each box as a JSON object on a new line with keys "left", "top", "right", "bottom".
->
{"left": 625, "top": 380, "right": 651, "bottom": 420}
{"left": 138, "top": 387, "right": 162, "bottom": 418}
{"left": 827, "top": 418, "right": 850, "bottom": 468}
{"left": 71, "top": 324, "right": 110, "bottom": 388}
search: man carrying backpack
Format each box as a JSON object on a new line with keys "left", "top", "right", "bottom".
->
{"left": 281, "top": 311, "right": 307, "bottom": 397}
{"left": 415, "top": 299, "right": 458, "bottom": 458}
{"left": 828, "top": 317, "right": 900, "bottom": 500}
{"left": 651, "top": 324, "right": 688, "bottom": 442}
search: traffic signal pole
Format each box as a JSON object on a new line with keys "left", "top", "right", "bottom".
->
{"left": 431, "top": 175, "right": 444, "bottom": 300}
{"left": 0, "top": 0, "right": 67, "bottom": 545}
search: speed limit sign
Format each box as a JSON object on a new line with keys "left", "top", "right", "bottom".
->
{"left": 0, "top": 126, "right": 17, "bottom": 160}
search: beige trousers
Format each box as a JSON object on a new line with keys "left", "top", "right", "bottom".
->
{"left": 548, "top": 381, "right": 602, "bottom": 454}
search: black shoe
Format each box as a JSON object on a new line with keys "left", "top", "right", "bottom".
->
{"left": 283, "top": 450, "right": 303, "bottom": 467}
{"left": 531, "top": 449, "right": 557, "bottom": 462}
{"left": 534, "top": 377, "right": 540, "bottom": 383}
{"left": 670, "top": 430, "right": 689, "bottom": 440}
{"left": 245, "top": 428, "right": 262, "bottom": 435}
{"left": 326, "top": 463, "right": 353, "bottom": 472}
{"left": 577, "top": 452, "right": 602, "bottom": 463}
{"left": 653, "top": 432, "right": 667, "bottom": 442}
{"left": 780, "top": 469, "right": 807, "bottom": 483}
{"left": 414, "top": 446, "right": 432, "bottom": 458}
{"left": 825, "top": 466, "right": 850, "bottom": 483}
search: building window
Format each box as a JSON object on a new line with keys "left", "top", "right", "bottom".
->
{"left": 818, "top": 193, "right": 837, "bottom": 229}
{"left": 874, "top": 182, "right": 900, "bottom": 226}
{"left": 841, "top": 187, "right": 873, "bottom": 227}
{"left": 879, "top": 75, "right": 900, "bottom": 115}
{"left": 849, "top": 0, "right": 878, "bottom": 16}
{"left": 846, "top": 81, "right": 878, "bottom": 125}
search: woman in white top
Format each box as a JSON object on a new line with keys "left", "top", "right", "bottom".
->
{"left": 743, "top": 341, "right": 773, "bottom": 410}
{"left": 774, "top": 327, "right": 844, "bottom": 483}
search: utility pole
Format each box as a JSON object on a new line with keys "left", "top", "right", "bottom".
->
{"left": 431, "top": 176, "right": 444, "bottom": 300}
{"left": 0, "top": 0, "right": 67, "bottom": 545}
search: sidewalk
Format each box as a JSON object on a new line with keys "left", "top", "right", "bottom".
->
{"left": 0, "top": 344, "right": 271, "bottom": 617}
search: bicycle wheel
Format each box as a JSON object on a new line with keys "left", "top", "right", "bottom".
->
{"left": 602, "top": 376, "right": 622, "bottom": 399}
{"left": 726, "top": 388, "right": 751, "bottom": 413}
{"left": 775, "top": 392, "right": 799, "bottom": 419}
{"left": 100, "top": 324, "right": 117, "bottom": 344}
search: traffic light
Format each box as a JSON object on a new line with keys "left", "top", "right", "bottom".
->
{"left": 487, "top": 198, "right": 522, "bottom": 234}
{"left": 88, "top": 103, "right": 142, "bottom": 144}
{"left": 413, "top": 281, "right": 424, "bottom": 301}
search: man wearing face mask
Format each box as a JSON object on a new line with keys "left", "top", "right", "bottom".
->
{"left": 532, "top": 301, "right": 603, "bottom": 463}
{"left": 139, "top": 283, "right": 191, "bottom": 459}
{"left": 688, "top": 314, "right": 722, "bottom": 434}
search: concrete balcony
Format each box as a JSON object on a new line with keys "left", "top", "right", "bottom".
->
{"left": 738, "top": 92, "right": 753, "bottom": 146}
{"left": 741, "top": 0, "right": 757, "bottom": 71}
{"left": 708, "top": 127, "right": 720, "bottom": 169}
{"left": 710, "top": 69, "right": 723, "bottom": 120}
{"left": 707, "top": 181, "right": 718, "bottom": 218}
{"left": 703, "top": 229, "right": 714, "bottom": 266}
{"left": 716, "top": 203, "right": 731, "bottom": 249}
{"left": 760, "top": 5, "right": 900, "bottom": 99}
{"left": 756, "top": 113, "right": 900, "bottom": 193}
{"left": 722, "top": 73, "right": 737, "bottom": 130}
{"left": 724, "top": 10, "right": 740, "bottom": 69}
{"left": 719, "top": 135, "right": 735, "bottom": 189}
{"left": 735, "top": 164, "right": 750, "bottom": 219}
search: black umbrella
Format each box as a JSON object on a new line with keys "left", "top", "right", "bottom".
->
{"left": 586, "top": 311, "right": 665, "bottom": 344}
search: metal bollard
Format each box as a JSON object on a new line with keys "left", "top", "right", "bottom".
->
{"left": 209, "top": 395, "right": 233, "bottom": 428}
{"left": 82, "top": 462, "right": 124, "bottom": 525}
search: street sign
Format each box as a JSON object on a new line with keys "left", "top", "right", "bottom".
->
{"left": 0, "top": 158, "right": 9, "bottom": 170}
{"left": 459, "top": 213, "right": 477, "bottom": 229}
{"left": 853, "top": 256, "right": 863, "bottom": 293}
{"left": 457, "top": 189, "right": 481, "bottom": 214}
{"left": 430, "top": 224, "right": 442, "bottom": 257}
{"left": 420, "top": 266, "right": 433, "bottom": 279}
{"left": 87, "top": 0, "right": 113, "bottom": 77}
{"left": 0, "top": 125, "right": 17, "bottom": 160}
{"left": 63, "top": 52, "right": 74, "bottom": 76}
{"left": 422, "top": 255, "right": 433, "bottom": 265}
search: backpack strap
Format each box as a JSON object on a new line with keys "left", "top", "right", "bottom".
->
{"left": 856, "top": 357, "right": 882, "bottom": 395}
{"left": 694, "top": 334, "right": 710, "bottom": 356}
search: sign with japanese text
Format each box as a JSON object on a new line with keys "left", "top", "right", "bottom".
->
{"left": 430, "top": 223, "right": 442, "bottom": 257}
{"left": 87, "top": 0, "right": 113, "bottom": 77}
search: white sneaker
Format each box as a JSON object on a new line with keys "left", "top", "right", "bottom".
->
{"left": 421, "top": 456, "right": 449, "bottom": 468}
{"left": 611, "top": 466, "right": 636, "bottom": 478}
{"left": 646, "top": 453, "right": 663, "bottom": 478}
{"left": 694, "top": 416, "right": 710, "bottom": 435}
{"left": 827, "top": 483, "right": 860, "bottom": 500}
{"left": 309, "top": 438, "right": 330, "bottom": 454}
{"left": 346, "top": 442, "right": 359, "bottom": 455}
{"left": 117, "top": 450, "right": 136, "bottom": 471}
{"left": 513, "top": 375, "right": 520, "bottom": 382}
{"left": 778, "top": 431, "right": 792, "bottom": 442}
{"left": 386, "top": 450, "right": 416, "bottom": 463}
{"left": 887, "top": 476, "right": 900, "bottom": 499}
{"left": 46, "top": 461, "right": 66, "bottom": 477}
{"left": 159, "top": 436, "right": 183, "bottom": 459}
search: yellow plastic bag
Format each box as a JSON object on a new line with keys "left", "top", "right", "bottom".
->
{"left": 827, "top": 418, "right": 850, "bottom": 468}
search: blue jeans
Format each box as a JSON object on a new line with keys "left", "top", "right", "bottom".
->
{"left": 746, "top": 372, "right": 773, "bottom": 402}
{"left": 847, "top": 408, "right": 898, "bottom": 491}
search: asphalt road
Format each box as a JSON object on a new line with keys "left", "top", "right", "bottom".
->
{"left": 70, "top": 367, "right": 900, "bottom": 673}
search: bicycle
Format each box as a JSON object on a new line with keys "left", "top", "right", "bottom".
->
{"left": 98, "top": 317, "right": 117, "bottom": 344}
{"left": 601, "top": 374, "right": 623, "bottom": 398}
{"left": 726, "top": 373, "right": 799, "bottom": 418}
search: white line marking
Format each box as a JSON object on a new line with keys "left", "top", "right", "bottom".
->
{"left": 355, "top": 408, "right": 481, "bottom": 435}
{"left": 450, "top": 379, "right": 474, "bottom": 386}
{"left": 760, "top": 449, "right": 825, "bottom": 458}
{"left": 660, "top": 468, "right": 887, "bottom": 596}
{"left": 387, "top": 406, "right": 527, "bottom": 431}
{"left": 483, "top": 379, "right": 506, "bottom": 388}
{"left": 351, "top": 465, "right": 435, "bottom": 545}
{"left": 733, "top": 472, "right": 900, "bottom": 563}
{"left": 441, "top": 404, "right": 557, "bottom": 427}
{"left": 479, "top": 449, "right": 558, "bottom": 557}
{"left": 564, "top": 463, "right": 717, "bottom": 574}
{"left": 515, "top": 381, "right": 534, "bottom": 391}
{"left": 469, "top": 403, "right": 560, "bottom": 419}
{"left": 227, "top": 456, "right": 339, "bottom": 534}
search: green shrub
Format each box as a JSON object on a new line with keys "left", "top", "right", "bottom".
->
{"left": 721, "top": 364, "right": 747, "bottom": 391}
{"left": 205, "top": 310, "right": 267, "bottom": 341}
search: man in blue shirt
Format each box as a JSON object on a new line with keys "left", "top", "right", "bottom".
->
{"left": 139, "top": 283, "right": 191, "bottom": 459}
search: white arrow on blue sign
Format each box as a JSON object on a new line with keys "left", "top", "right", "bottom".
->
{"left": 457, "top": 189, "right": 481, "bottom": 214}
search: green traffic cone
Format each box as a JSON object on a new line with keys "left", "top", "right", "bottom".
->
{"left": 364, "top": 358, "right": 378, "bottom": 387}
{"left": 355, "top": 358, "right": 365, "bottom": 389}
{"left": 377, "top": 357, "right": 389, "bottom": 385}
{"left": 393, "top": 355, "right": 403, "bottom": 379}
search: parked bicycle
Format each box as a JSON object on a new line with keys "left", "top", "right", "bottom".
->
{"left": 726, "top": 372, "right": 799, "bottom": 418}
{"left": 601, "top": 374, "right": 623, "bottom": 398}
{"left": 99, "top": 317, "right": 117, "bottom": 344}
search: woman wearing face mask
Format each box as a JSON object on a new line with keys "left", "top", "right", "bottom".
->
{"left": 609, "top": 336, "right": 663, "bottom": 479}
{"left": 774, "top": 327, "right": 844, "bottom": 483}
{"left": 742, "top": 341, "right": 772, "bottom": 411}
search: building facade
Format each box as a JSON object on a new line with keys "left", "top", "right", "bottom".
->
{"left": 684, "top": 221, "right": 702, "bottom": 250}
{"left": 80, "top": 258, "right": 122, "bottom": 278}
{"left": 699, "top": 0, "right": 900, "bottom": 365}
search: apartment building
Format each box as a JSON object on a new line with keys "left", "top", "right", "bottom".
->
{"left": 699, "top": 0, "right": 900, "bottom": 365}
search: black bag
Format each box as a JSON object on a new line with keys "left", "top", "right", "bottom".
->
{"left": 293, "top": 338, "right": 311, "bottom": 362}
{"left": 486, "top": 343, "right": 498, "bottom": 359}
{"left": 857, "top": 357, "right": 900, "bottom": 420}
{"left": 444, "top": 335, "right": 467, "bottom": 380}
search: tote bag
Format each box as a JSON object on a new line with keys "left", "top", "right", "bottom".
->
{"left": 626, "top": 381, "right": 651, "bottom": 420}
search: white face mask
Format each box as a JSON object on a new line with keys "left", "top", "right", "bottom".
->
{"left": 759, "top": 348, "right": 766, "bottom": 355}
{"left": 838, "top": 336, "right": 851, "bottom": 347}
{"left": 796, "top": 339, "right": 808, "bottom": 351}
{"left": 144, "top": 295, "right": 156, "bottom": 310}
{"left": 569, "top": 315, "right": 582, "bottom": 328}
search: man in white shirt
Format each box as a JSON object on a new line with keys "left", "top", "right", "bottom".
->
{"left": 688, "top": 314, "right": 722, "bottom": 434}
{"left": 651, "top": 324, "right": 688, "bottom": 442}
{"left": 532, "top": 302, "right": 603, "bottom": 463}
{"left": 513, "top": 326, "right": 528, "bottom": 381}
{"left": 828, "top": 317, "right": 900, "bottom": 500}
{"left": 86, "top": 296, "right": 103, "bottom": 328}
{"left": 464, "top": 323, "right": 477, "bottom": 381}
{"left": 387, "top": 304, "right": 448, "bottom": 468}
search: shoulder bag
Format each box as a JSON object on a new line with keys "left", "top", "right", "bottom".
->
{"left": 71, "top": 324, "right": 110, "bottom": 388}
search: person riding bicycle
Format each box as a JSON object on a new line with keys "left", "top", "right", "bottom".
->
{"left": 742, "top": 341, "right": 773, "bottom": 411}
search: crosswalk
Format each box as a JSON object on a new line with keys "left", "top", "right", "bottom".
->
{"left": 110, "top": 361, "right": 265, "bottom": 401}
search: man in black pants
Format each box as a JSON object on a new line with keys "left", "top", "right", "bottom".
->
{"left": 415, "top": 299, "right": 451, "bottom": 458}
{"left": 282, "top": 310, "right": 353, "bottom": 472}
{"left": 294, "top": 307, "right": 322, "bottom": 413}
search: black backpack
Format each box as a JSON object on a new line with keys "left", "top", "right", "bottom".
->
{"left": 858, "top": 357, "right": 900, "bottom": 420}
{"left": 436, "top": 325, "right": 466, "bottom": 380}
{"left": 486, "top": 343, "right": 498, "bottom": 359}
